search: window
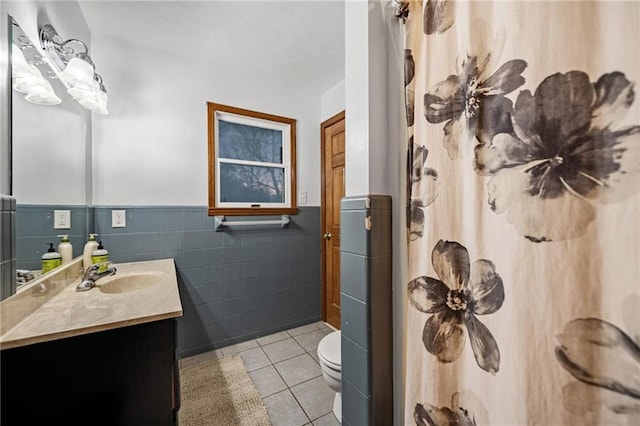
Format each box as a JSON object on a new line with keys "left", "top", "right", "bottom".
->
{"left": 207, "top": 102, "right": 297, "bottom": 215}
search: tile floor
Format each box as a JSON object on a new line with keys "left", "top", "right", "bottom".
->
{"left": 180, "top": 321, "right": 340, "bottom": 426}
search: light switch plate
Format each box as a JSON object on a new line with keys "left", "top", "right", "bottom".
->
{"left": 299, "top": 191, "right": 308, "bottom": 205}
{"left": 54, "top": 210, "right": 71, "bottom": 229}
{"left": 112, "top": 210, "right": 126, "bottom": 228}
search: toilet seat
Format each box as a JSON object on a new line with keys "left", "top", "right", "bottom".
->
{"left": 319, "top": 353, "right": 341, "bottom": 372}
{"left": 318, "top": 330, "right": 341, "bottom": 370}
{"left": 317, "top": 330, "right": 343, "bottom": 423}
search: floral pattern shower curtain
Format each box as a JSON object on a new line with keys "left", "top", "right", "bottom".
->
{"left": 400, "top": 1, "right": 639, "bottom": 424}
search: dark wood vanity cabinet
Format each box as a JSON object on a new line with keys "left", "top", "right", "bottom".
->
{"left": 1, "top": 319, "right": 179, "bottom": 426}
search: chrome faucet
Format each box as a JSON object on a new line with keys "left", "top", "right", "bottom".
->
{"left": 76, "top": 263, "right": 117, "bottom": 292}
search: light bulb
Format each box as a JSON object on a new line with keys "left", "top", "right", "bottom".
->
{"left": 11, "top": 43, "right": 31, "bottom": 78}
{"left": 25, "top": 90, "right": 62, "bottom": 105}
{"left": 78, "top": 87, "right": 108, "bottom": 114}
{"left": 59, "top": 57, "right": 97, "bottom": 90}
{"left": 13, "top": 65, "right": 47, "bottom": 93}
{"left": 67, "top": 85, "right": 90, "bottom": 100}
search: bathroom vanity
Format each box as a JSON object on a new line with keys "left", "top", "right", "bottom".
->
{"left": 0, "top": 258, "right": 183, "bottom": 426}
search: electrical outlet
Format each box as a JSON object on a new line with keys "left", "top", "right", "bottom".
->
{"left": 299, "top": 191, "right": 308, "bottom": 205}
{"left": 53, "top": 210, "right": 71, "bottom": 229}
{"left": 112, "top": 210, "right": 127, "bottom": 228}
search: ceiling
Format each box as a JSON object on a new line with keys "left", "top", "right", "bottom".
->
{"left": 77, "top": 0, "right": 345, "bottom": 95}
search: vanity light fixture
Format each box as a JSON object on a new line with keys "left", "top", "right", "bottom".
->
{"left": 11, "top": 42, "right": 62, "bottom": 106}
{"left": 39, "top": 23, "right": 108, "bottom": 114}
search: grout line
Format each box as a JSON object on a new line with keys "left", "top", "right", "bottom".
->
{"left": 270, "top": 357, "right": 290, "bottom": 389}
{"left": 288, "top": 373, "right": 323, "bottom": 389}
{"left": 265, "top": 350, "right": 306, "bottom": 366}
{"left": 236, "top": 342, "right": 260, "bottom": 355}
{"left": 289, "top": 389, "right": 312, "bottom": 424}
{"left": 256, "top": 332, "right": 290, "bottom": 347}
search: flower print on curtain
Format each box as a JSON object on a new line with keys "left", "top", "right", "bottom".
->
{"left": 414, "top": 390, "right": 490, "bottom": 426}
{"left": 475, "top": 71, "right": 640, "bottom": 242}
{"left": 424, "top": 55, "right": 527, "bottom": 159}
{"left": 405, "top": 43, "right": 439, "bottom": 242}
{"left": 395, "top": 1, "right": 410, "bottom": 22}
{"left": 423, "top": 0, "right": 455, "bottom": 35}
{"left": 407, "top": 240, "right": 504, "bottom": 374}
{"left": 401, "top": 1, "right": 638, "bottom": 424}
{"left": 405, "top": 49, "right": 416, "bottom": 126}
{"left": 555, "top": 316, "right": 640, "bottom": 425}
{"left": 408, "top": 141, "right": 439, "bottom": 241}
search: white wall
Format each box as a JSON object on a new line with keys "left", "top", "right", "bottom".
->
{"left": 345, "top": 0, "right": 370, "bottom": 197}
{"left": 344, "top": 1, "right": 393, "bottom": 197}
{"left": 90, "top": 34, "right": 326, "bottom": 207}
{"left": 320, "top": 78, "right": 345, "bottom": 122}
{"left": 3, "top": 0, "right": 90, "bottom": 205}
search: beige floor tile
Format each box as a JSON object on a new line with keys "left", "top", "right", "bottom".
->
{"left": 248, "top": 365, "right": 287, "bottom": 398}
{"left": 263, "top": 389, "right": 310, "bottom": 426}
{"left": 262, "top": 337, "right": 306, "bottom": 364}
{"left": 275, "top": 353, "right": 322, "bottom": 387}
{"left": 287, "top": 323, "right": 321, "bottom": 337}
{"left": 312, "top": 412, "right": 341, "bottom": 426}
{"left": 290, "top": 376, "right": 335, "bottom": 421}
{"left": 314, "top": 321, "right": 336, "bottom": 334}
{"left": 308, "top": 350, "right": 321, "bottom": 365}
{"left": 238, "top": 346, "right": 271, "bottom": 372}
{"left": 294, "top": 330, "right": 326, "bottom": 353}
{"left": 221, "top": 338, "right": 259, "bottom": 356}
{"left": 257, "top": 331, "right": 291, "bottom": 346}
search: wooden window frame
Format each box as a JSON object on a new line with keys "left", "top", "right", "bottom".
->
{"left": 207, "top": 102, "right": 298, "bottom": 216}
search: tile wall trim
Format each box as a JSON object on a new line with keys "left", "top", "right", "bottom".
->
{"left": 340, "top": 194, "right": 393, "bottom": 425}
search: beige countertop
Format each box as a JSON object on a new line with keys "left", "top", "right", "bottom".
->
{"left": 0, "top": 258, "right": 183, "bottom": 350}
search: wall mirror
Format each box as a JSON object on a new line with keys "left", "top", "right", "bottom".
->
{"left": 11, "top": 16, "right": 91, "bottom": 282}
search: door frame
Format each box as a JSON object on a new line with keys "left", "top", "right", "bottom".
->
{"left": 320, "top": 110, "right": 345, "bottom": 323}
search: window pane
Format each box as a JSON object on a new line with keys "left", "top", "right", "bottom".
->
{"left": 220, "top": 163, "right": 285, "bottom": 203}
{"left": 218, "top": 120, "right": 283, "bottom": 164}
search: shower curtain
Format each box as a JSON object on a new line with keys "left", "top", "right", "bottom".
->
{"left": 400, "top": 1, "right": 639, "bottom": 424}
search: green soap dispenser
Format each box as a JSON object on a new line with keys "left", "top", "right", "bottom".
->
{"left": 91, "top": 241, "right": 109, "bottom": 273}
{"left": 42, "top": 243, "right": 62, "bottom": 273}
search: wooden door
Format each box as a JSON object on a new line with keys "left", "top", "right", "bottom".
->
{"left": 321, "top": 111, "right": 345, "bottom": 329}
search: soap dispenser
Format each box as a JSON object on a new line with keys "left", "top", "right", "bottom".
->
{"left": 57, "top": 235, "right": 73, "bottom": 264}
{"left": 42, "top": 243, "right": 62, "bottom": 273}
{"left": 91, "top": 241, "right": 109, "bottom": 273}
{"left": 83, "top": 234, "right": 99, "bottom": 273}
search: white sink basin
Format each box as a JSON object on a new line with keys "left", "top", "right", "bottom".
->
{"left": 98, "top": 272, "right": 166, "bottom": 294}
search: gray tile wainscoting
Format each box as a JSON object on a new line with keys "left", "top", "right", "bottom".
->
{"left": 91, "top": 206, "right": 322, "bottom": 358}
{"left": 340, "top": 195, "right": 393, "bottom": 425}
{"left": 1, "top": 195, "right": 16, "bottom": 300}
{"left": 15, "top": 204, "right": 91, "bottom": 271}
{"left": 12, "top": 204, "right": 321, "bottom": 358}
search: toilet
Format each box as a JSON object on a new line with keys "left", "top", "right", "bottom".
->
{"left": 317, "top": 330, "right": 342, "bottom": 423}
